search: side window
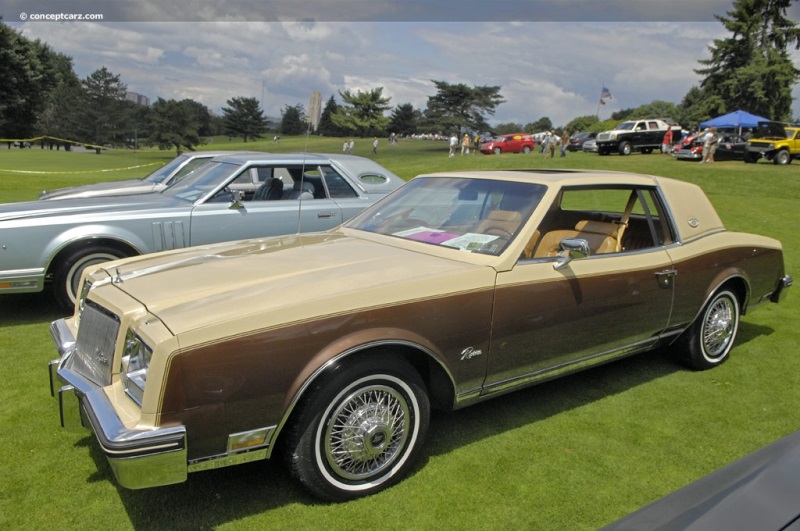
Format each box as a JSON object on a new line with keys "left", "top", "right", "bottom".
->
{"left": 321, "top": 166, "right": 358, "bottom": 198}
{"left": 231, "top": 169, "right": 254, "bottom": 185}
{"left": 648, "top": 121, "right": 659, "bottom": 130}
{"left": 254, "top": 167, "right": 273, "bottom": 182}
{"left": 530, "top": 187, "right": 670, "bottom": 259}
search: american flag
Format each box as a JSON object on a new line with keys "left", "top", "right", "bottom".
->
{"left": 601, "top": 87, "right": 613, "bottom": 99}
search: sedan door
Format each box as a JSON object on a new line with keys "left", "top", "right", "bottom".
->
{"left": 482, "top": 186, "right": 676, "bottom": 394}
{"left": 187, "top": 165, "right": 344, "bottom": 245}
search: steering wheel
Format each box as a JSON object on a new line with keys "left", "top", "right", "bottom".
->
{"left": 484, "top": 226, "right": 514, "bottom": 238}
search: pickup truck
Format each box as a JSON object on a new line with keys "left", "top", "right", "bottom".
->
{"left": 745, "top": 121, "right": 800, "bottom": 165}
{"left": 596, "top": 119, "right": 671, "bottom": 156}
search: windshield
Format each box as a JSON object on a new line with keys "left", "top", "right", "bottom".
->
{"left": 347, "top": 176, "right": 546, "bottom": 256}
{"left": 162, "top": 161, "right": 238, "bottom": 203}
{"left": 616, "top": 121, "right": 635, "bottom": 131}
{"left": 142, "top": 155, "right": 191, "bottom": 184}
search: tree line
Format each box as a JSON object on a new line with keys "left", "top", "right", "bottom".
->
{"left": 1, "top": 0, "right": 797, "bottom": 153}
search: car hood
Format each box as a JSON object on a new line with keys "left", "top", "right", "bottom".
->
{"left": 0, "top": 193, "right": 181, "bottom": 223}
{"left": 93, "top": 231, "right": 493, "bottom": 336}
{"left": 39, "top": 178, "right": 153, "bottom": 200}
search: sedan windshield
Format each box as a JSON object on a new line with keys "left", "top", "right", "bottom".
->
{"left": 142, "top": 155, "right": 191, "bottom": 184}
{"left": 347, "top": 176, "right": 546, "bottom": 256}
{"left": 162, "top": 162, "right": 238, "bottom": 203}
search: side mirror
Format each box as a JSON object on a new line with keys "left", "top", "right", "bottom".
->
{"left": 229, "top": 189, "right": 245, "bottom": 209}
{"left": 553, "top": 238, "right": 591, "bottom": 270}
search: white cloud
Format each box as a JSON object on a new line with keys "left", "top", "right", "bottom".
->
{"left": 8, "top": 15, "right": 800, "bottom": 128}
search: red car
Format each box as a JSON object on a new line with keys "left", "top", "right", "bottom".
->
{"left": 480, "top": 133, "right": 535, "bottom": 154}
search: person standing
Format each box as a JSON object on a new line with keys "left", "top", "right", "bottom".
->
{"left": 372, "top": 137, "right": 379, "bottom": 155}
{"left": 449, "top": 133, "right": 458, "bottom": 157}
{"left": 461, "top": 134, "right": 470, "bottom": 155}
{"left": 560, "top": 131, "right": 570, "bottom": 157}
{"left": 348, "top": 139, "right": 355, "bottom": 153}
{"left": 702, "top": 127, "right": 719, "bottom": 163}
{"left": 662, "top": 128, "right": 673, "bottom": 154}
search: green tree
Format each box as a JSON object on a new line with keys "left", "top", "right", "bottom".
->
{"left": 222, "top": 96, "right": 268, "bottom": 142}
{"left": 0, "top": 22, "right": 65, "bottom": 139}
{"left": 524, "top": 117, "right": 553, "bottom": 133}
{"left": 332, "top": 87, "right": 391, "bottom": 137}
{"left": 494, "top": 122, "right": 524, "bottom": 134}
{"left": 81, "top": 67, "right": 129, "bottom": 146}
{"left": 564, "top": 115, "right": 601, "bottom": 134}
{"left": 695, "top": 0, "right": 800, "bottom": 121}
{"left": 388, "top": 103, "right": 421, "bottom": 136}
{"left": 180, "top": 99, "right": 214, "bottom": 137}
{"left": 424, "top": 80, "right": 504, "bottom": 133}
{"left": 674, "top": 86, "right": 710, "bottom": 127}
{"left": 280, "top": 104, "right": 307, "bottom": 135}
{"left": 318, "top": 95, "right": 346, "bottom": 136}
{"left": 147, "top": 98, "right": 203, "bottom": 154}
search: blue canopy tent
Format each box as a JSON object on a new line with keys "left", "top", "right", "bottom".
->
{"left": 699, "top": 110, "right": 769, "bottom": 135}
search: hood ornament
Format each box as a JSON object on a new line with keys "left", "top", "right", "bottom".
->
{"left": 112, "top": 267, "right": 123, "bottom": 284}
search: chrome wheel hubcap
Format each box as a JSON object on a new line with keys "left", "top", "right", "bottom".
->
{"left": 325, "top": 385, "right": 409, "bottom": 480}
{"left": 703, "top": 297, "right": 734, "bottom": 358}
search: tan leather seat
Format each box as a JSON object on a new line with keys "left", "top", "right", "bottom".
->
{"left": 533, "top": 220, "right": 619, "bottom": 258}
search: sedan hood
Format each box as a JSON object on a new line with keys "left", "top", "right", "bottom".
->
{"left": 39, "top": 179, "right": 152, "bottom": 200}
{"left": 94, "top": 232, "right": 493, "bottom": 336}
{"left": 0, "top": 193, "right": 180, "bottom": 223}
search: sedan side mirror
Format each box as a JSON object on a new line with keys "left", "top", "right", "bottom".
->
{"left": 554, "top": 238, "right": 591, "bottom": 270}
{"left": 229, "top": 190, "right": 245, "bottom": 210}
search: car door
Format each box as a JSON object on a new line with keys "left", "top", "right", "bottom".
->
{"left": 482, "top": 186, "right": 676, "bottom": 393}
{"left": 187, "top": 164, "right": 344, "bottom": 245}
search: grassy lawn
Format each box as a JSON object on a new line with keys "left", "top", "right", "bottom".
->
{"left": 0, "top": 138, "right": 798, "bottom": 529}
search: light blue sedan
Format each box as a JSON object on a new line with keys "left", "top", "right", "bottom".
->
{"left": 0, "top": 152, "right": 403, "bottom": 308}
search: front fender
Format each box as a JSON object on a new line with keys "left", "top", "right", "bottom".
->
{"left": 42, "top": 224, "right": 150, "bottom": 273}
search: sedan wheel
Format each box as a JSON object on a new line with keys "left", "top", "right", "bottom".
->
{"left": 52, "top": 245, "right": 128, "bottom": 310}
{"left": 285, "top": 355, "right": 430, "bottom": 501}
{"left": 493, "top": 147, "right": 502, "bottom": 155}
{"left": 675, "top": 289, "right": 740, "bottom": 370}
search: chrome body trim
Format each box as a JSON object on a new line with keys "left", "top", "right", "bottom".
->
{"left": 0, "top": 267, "right": 45, "bottom": 293}
{"left": 771, "top": 275, "right": 793, "bottom": 303}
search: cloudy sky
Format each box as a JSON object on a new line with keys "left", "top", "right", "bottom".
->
{"left": 5, "top": 0, "right": 800, "bottom": 128}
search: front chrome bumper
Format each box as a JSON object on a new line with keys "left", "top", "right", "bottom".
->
{"left": 48, "top": 318, "right": 188, "bottom": 489}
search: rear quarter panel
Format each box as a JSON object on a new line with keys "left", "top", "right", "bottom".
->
{"left": 666, "top": 231, "right": 785, "bottom": 327}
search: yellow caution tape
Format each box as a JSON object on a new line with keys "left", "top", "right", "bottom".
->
{"left": 0, "top": 163, "right": 161, "bottom": 175}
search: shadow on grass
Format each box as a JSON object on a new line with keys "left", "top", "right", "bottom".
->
{"left": 0, "top": 292, "right": 68, "bottom": 326}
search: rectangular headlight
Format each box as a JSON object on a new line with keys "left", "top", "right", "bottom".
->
{"left": 122, "top": 329, "right": 153, "bottom": 406}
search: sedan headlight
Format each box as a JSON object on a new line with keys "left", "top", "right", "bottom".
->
{"left": 122, "top": 329, "right": 153, "bottom": 406}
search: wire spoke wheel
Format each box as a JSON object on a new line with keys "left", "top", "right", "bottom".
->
{"left": 324, "top": 384, "right": 410, "bottom": 481}
{"left": 286, "top": 355, "right": 430, "bottom": 501}
{"left": 701, "top": 296, "right": 736, "bottom": 359}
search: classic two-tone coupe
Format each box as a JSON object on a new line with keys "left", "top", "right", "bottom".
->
{"left": 0, "top": 152, "right": 402, "bottom": 308}
{"left": 48, "top": 170, "right": 791, "bottom": 501}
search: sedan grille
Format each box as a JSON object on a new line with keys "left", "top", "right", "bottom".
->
{"left": 67, "top": 302, "right": 120, "bottom": 386}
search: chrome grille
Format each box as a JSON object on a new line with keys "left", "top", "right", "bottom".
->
{"left": 67, "top": 301, "right": 120, "bottom": 386}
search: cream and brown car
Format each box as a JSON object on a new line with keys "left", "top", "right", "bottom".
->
{"left": 48, "top": 170, "right": 792, "bottom": 501}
